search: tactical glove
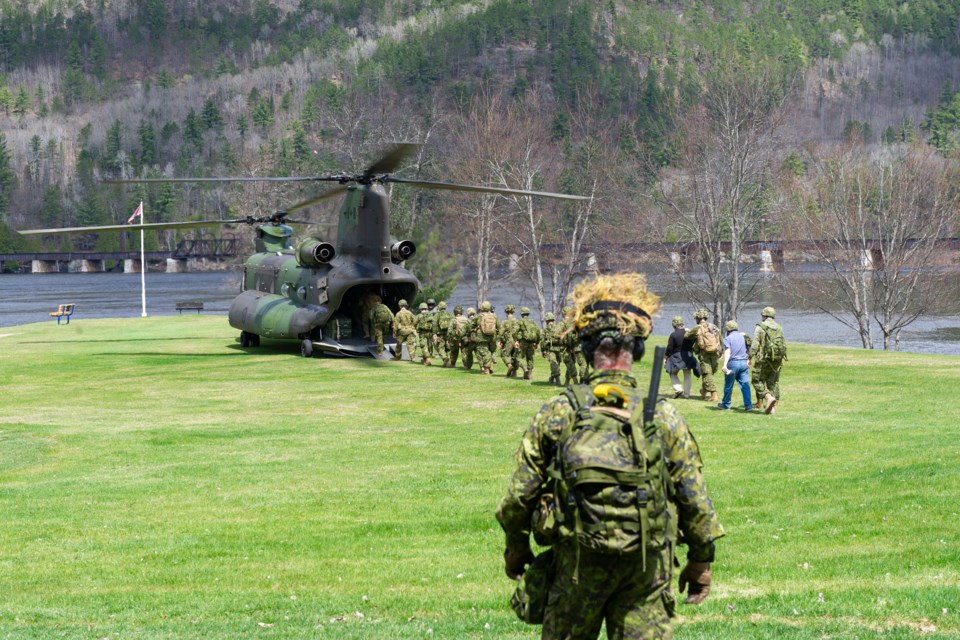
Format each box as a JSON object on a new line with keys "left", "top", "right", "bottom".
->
{"left": 504, "top": 546, "right": 535, "bottom": 581}
{"left": 678, "top": 561, "right": 712, "bottom": 604}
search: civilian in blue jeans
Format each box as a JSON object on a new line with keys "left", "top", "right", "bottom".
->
{"left": 718, "top": 320, "right": 753, "bottom": 411}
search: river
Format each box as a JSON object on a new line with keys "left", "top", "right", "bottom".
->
{"left": 2, "top": 271, "right": 959, "bottom": 355}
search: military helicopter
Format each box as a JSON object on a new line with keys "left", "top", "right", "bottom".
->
{"left": 20, "top": 144, "right": 587, "bottom": 358}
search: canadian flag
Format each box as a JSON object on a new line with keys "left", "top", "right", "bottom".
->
{"left": 127, "top": 201, "right": 143, "bottom": 224}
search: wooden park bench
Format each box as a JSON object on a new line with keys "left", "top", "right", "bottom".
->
{"left": 50, "top": 303, "right": 76, "bottom": 325}
{"left": 175, "top": 300, "right": 204, "bottom": 314}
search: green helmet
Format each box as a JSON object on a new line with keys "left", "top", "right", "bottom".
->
{"left": 762, "top": 306, "right": 777, "bottom": 318}
{"left": 398, "top": 299, "right": 408, "bottom": 308}
{"left": 694, "top": 308, "right": 709, "bottom": 321}
{"left": 480, "top": 301, "right": 492, "bottom": 312}
{"left": 562, "top": 306, "right": 572, "bottom": 315}
{"left": 725, "top": 320, "right": 739, "bottom": 332}
{"left": 504, "top": 304, "right": 516, "bottom": 313}
{"left": 520, "top": 307, "right": 531, "bottom": 316}
{"left": 467, "top": 307, "right": 476, "bottom": 316}
{"left": 672, "top": 315, "right": 684, "bottom": 328}
{"left": 438, "top": 301, "right": 447, "bottom": 310}
{"left": 544, "top": 312, "right": 555, "bottom": 322}
{"left": 427, "top": 298, "right": 436, "bottom": 307}
{"left": 454, "top": 305, "right": 464, "bottom": 314}
{"left": 419, "top": 302, "right": 428, "bottom": 311}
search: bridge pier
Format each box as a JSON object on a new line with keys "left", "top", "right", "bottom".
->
{"left": 81, "top": 259, "right": 105, "bottom": 273}
{"left": 123, "top": 259, "right": 143, "bottom": 273}
{"left": 32, "top": 259, "right": 58, "bottom": 273}
{"left": 166, "top": 258, "right": 188, "bottom": 273}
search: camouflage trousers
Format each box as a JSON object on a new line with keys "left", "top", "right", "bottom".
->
{"left": 501, "top": 341, "right": 520, "bottom": 372}
{"left": 416, "top": 331, "right": 434, "bottom": 359}
{"left": 447, "top": 337, "right": 462, "bottom": 367}
{"left": 462, "top": 342, "right": 475, "bottom": 370}
{"left": 575, "top": 349, "right": 590, "bottom": 383}
{"left": 698, "top": 352, "right": 720, "bottom": 394}
{"left": 542, "top": 543, "right": 675, "bottom": 640}
{"left": 562, "top": 351, "right": 578, "bottom": 385}
{"left": 518, "top": 341, "right": 538, "bottom": 375}
{"left": 475, "top": 338, "right": 496, "bottom": 370}
{"left": 433, "top": 333, "right": 449, "bottom": 361}
{"left": 752, "top": 360, "right": 782, "bottom": 401}
{"left": 372, "top": 324, "right": 390, "bottom": 354}
{"left": 394, "top": 329, "right": 416, "bottom": 360}
{"left": 544, "top": 350, "right": 562, "bottom": 380}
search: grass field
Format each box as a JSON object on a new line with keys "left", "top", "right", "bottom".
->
{"left": 1, "top": 316, "right": 958, "bottom": 639}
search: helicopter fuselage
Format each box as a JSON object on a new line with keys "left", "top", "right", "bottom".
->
{"left": 227, "top": 185, "right": 419, "bottom": 357}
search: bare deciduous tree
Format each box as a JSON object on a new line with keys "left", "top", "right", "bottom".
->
{"left": 653, "top": 57, "right": 793, "bottom": 325}
{"left": 787, "top": 143, "right": 959, "bottom": 349}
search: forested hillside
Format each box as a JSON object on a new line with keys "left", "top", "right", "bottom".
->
{"left": 2, "top": 0, "right": 960, "bottom": 328}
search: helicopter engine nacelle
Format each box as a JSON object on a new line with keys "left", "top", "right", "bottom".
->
{"left": 296, "top": 239, "right": 337, "bottom": 267}
{"left": 390, "top": 240, "right": 416, "bottom": 263}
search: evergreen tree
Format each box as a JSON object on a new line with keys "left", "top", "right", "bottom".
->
{"left": 200, "top": 98, "right": 224, "bottom": 132}
{"left": 104, "top": 119, "right": 124, "bottom": 172}
{"left": 0, "top": 133, "right": 15, "bottom": 220}
{"left": 13, "top": 84, "right": 30, "bottom": 117}
{"left": 138, "top": 120, "right": 159, "bottom": 167}
{"left": 183, "top": 109, "right": 203, "bottom": 150}
{"left": 40, "top": 185, "right": 64, "bottom": 227}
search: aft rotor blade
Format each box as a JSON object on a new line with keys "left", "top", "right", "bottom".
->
{"left": 282, "top": 185, "right": 351, "bottom": 213}
{"left": 18, "top": 220, "right": 240, "bottom": 235}
{"left": 365, "top": 143, "right": 419, "bottom": 177}
{"left": 384, "top": 177, "right": 590, "bottom": 201}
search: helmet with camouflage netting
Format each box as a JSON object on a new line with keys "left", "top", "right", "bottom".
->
{"left": 570, "top": 273, "right": 661, "bottom": 362}
{"left": 480, "top": 301, "right": 492, "bottom": 312}
{"left": 505, "top": 304, "right": 516, "bottom": 313}
{"left": 438, "top": 301, "right": 447, "bottom": 310}
{"left": 398, "top": 299, "right": 408, "bottom": 308}
{"left": 520, "top": 307, "right": 531, "bottom": 316}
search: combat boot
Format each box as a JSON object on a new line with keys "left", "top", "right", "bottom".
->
{"left": 700, "top": 389, "right": 707, "bottom": 400}
{"left": 523, "top": 370, "right": 532, "bottom": 380}
{"left": 764, "top": 393, "right": 778, "bottom": 414}
{"left": 709, "top": 392, "right": 718, "bottom": 402}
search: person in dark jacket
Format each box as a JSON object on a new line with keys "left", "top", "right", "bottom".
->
{"left": 665, "top": 316, "right": 699, "bottom": 399}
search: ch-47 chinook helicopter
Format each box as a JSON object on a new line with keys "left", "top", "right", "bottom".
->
{"left": 20, "top": 144, "right": 587, "bottom": 358}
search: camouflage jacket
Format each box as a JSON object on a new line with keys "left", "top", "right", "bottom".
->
{"left": 540, "top": 322, "right": 563, "bottom": 352}
{"left": 498, "top": 316, "right": 520, "bottom": 345}
{"left": 750, "top": 318, "right": 783, "bottom": 363}
{"left": 495, "top": 369, "right": 724, "bottom": 561}
{"left": 394, "top": 308, "right": 416, "bottom": 335}
{"left": 435, "top": 310, "right": 453, "bottom": 336}
{"left": 415, "top": 311, "right": 435, "bottom": 333}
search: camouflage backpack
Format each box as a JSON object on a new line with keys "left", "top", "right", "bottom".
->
{"left": 519, "top": 318, "right": 541, "bottom": 343}
{"left": 538, "top": 384, "right": 673, "bottom": 556}
{"left": 696, "top": 323, "right": 722, "bottom": 354}
{"left": 436, "top": 311, "right": 452, "bottom": 332}
{"left": 759, "top": 323, "right": 787, "bottom": 363}
{"left": 479, "top": 312, "right": 497, "bottom": 336}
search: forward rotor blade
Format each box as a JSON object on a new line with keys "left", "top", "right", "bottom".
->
{"left": 383, "top": 177, "right": 590, "bottom": 201}
{"left": 18, "top": 220, "right": 241, "bottom": 235}
{"left": 365, "top": 143, "right": 419, "bottom": 177}
{"left": 282, "top": 185, "right": 351, "bottom": 213}
{"left": 102, "top": 176, "right": 335, "bottom": 184}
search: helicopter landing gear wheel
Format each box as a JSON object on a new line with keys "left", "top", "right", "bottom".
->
{"left": 300, "top": 339, "right": 314, "bottom": 358}
{"left": 240, "top": 331, "right": 260, "bottom": 348}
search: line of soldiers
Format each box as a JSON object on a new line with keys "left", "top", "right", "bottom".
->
{"left": 366, "top": 295, "right": 590, "bottom": 384}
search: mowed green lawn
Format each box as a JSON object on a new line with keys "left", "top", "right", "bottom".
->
{"left": 1, "top": 316, "right": 958, "bottom": 639}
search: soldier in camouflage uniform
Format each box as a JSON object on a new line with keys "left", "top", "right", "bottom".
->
{"left": 516, "top": 307, "right": 541, "bottom": 381}
{"left": 685, "top": 308, "right": 721, "bottom": 403}
{"left": 540, "top": 313, "right": 563, "bottom": 386}
{"left": 433, "top": 301, "right": 454, "bottom": 367}
{"left": 392, "top": 299, "right": 417, "bottom": 361}
{"left": 499, "top": 304, "right": 522, "bottom": 377}
{"left": 496, "top": 273, "right": 724, "bottom": 640}
{"left": 447, "top": 305, "right": 468, "bottom": 368}
{"left": 559, "top": 306, "right": 583, "bottom": 386}
{"left": 462, "top": 307, "right": 477, "bottom": 370}
{"left": 362, "top": 293, "right": 395, "bottom": 356}
{"left": 469, "top": 300, "right": 499, "bottom": 374}
{"left": 750, "top": 306, "right": 786, "bottom": 414}
{"left": 415, "top": 301, "right": 435, "bottom": 365}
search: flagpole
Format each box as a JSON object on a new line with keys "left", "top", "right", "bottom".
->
{"left": 139, "top": 200, "right": 147, "bottom": 317}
